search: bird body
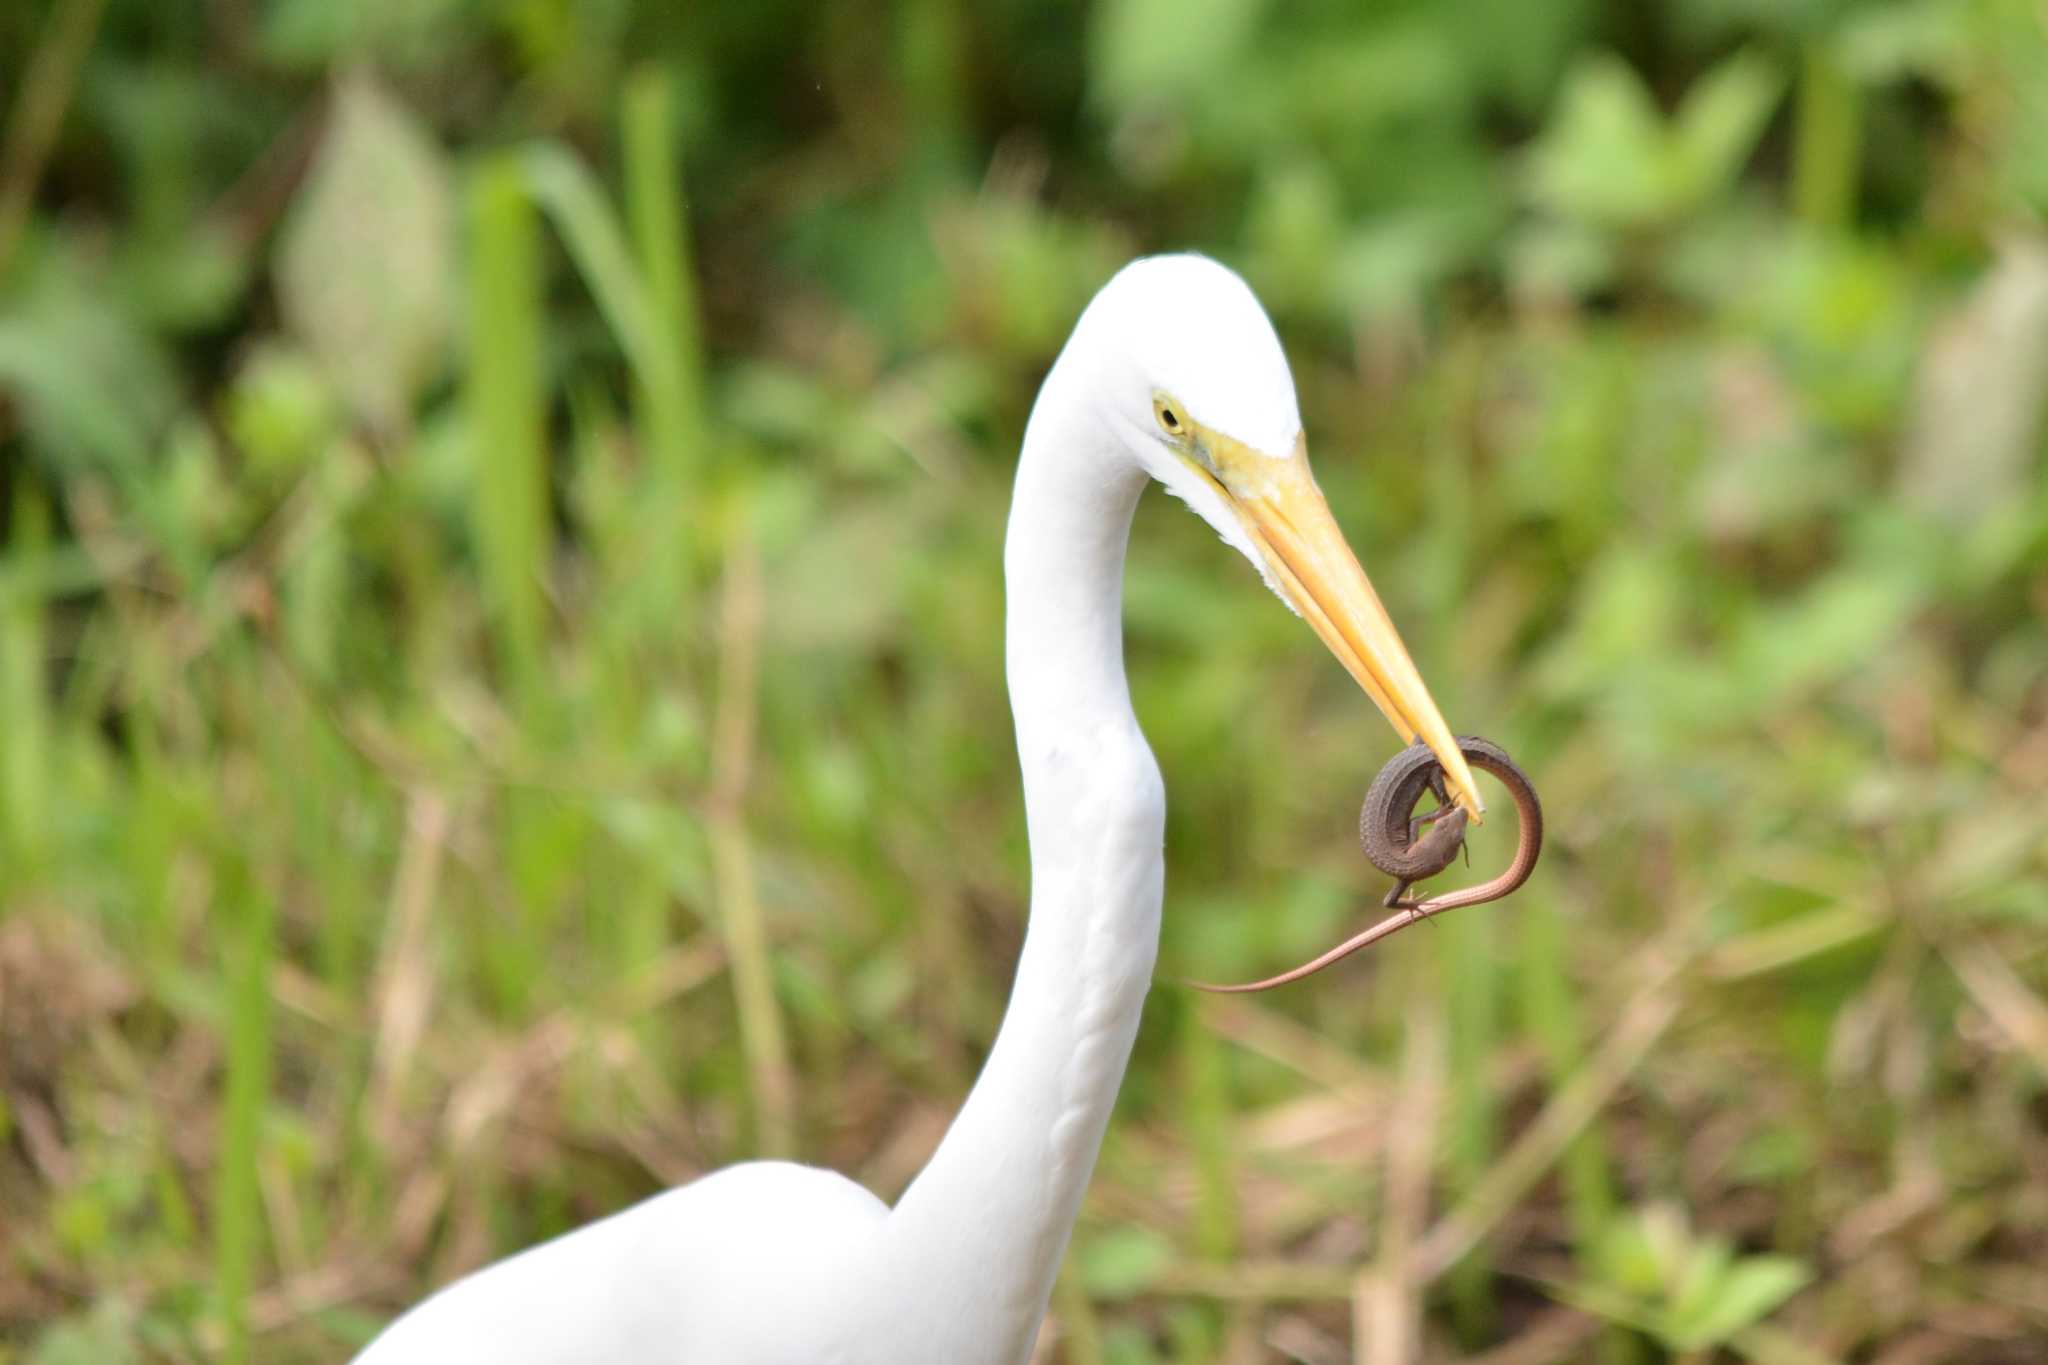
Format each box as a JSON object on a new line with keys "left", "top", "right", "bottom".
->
{"left": 356, "top": 254, "right": 1473, "bottom": 1364}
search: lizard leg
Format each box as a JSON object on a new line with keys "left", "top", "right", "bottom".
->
{"left": 1408, "top": 770, "right": 1457, "bottom": 842}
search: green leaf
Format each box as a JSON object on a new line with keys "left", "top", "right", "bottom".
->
{"left": 28, "top": 1300, "right": 141, "bottom": 1365}
{"left": 1449, "top": 0, "right": 1593, "bottom": 112}
{"left": 1529, "top": 49, "right": 1780, "bottom": 231}
{"left": 1736, "top": 567, "right": 1922, "bottom": 701}
{"left": 1075, "top": 1226, "right": 1174, "bottom": 1299}
{"left": 1671, "top": 51, "right": 1784, "bottom": 201}
{"left": 223, "top": 343, "right": 338, "bottom": 477}
{"left": 1545, "top": 1277, "right": 1665, "bottom": 1336}
{"left": 1668, "top": 1256, "right": 1813, "bottom": 1349}
{"left": 1586, "top": 1204, "right": 1673, "bottom": 1296}
{"left": 0, "top": 280, "right": 177, "bottom": 478}
{"left": 1837, "top": 0, "right": 1970, "bottom": 85}
{"left": 259, "top": 0, "right": 465, "bottom": 69}
{"left": 516, "top": 143, "right": 665, "bottom": 397}
{"left": 1092, "top": 0, "right": 1270, "bottom": 109}
{"left": 1333, "top": 212, "right": 1462, "bottom": 316}
{"left": 1668, "top": 1238, "right": 1739, "bottom": 1336}
{"left": 1507, "top": 219, "right": 1616, "bottom": 298}
{"left": 1525, "top": 55, "right": 1670, "bottom": 228}
{"left": 276, "top": 70, "right": 454, "bottom": 433}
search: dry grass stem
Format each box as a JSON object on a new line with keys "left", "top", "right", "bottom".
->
{"left": 370, "top": 789, "right": 452, "bottom": 1144}
{"left": 709, "top": 523, "right": 796, "bottom": 1156}
{"left": 1355, "top": 997, "right": 1444, "bottom": 1365}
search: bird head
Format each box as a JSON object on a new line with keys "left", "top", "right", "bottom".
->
{"left": 1075, "top": 253, "right": 1484, "bottom": 820}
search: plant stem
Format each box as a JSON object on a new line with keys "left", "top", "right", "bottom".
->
{"left": 0, "top": 0, "right": 109, "bottom": 274}
{"left": 1792, "top": 42, "right": 1860, "bottom": 231}
{"left": 709, "top": 516, "right": 794, "bottom": 1156}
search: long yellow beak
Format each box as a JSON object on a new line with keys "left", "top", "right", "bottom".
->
{"left": 1187, "top": 426, "right": 1483, "bottom": 821}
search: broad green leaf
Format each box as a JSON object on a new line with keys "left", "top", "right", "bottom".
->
{"left": 1899, "top": 237, "right": 2048, "bottom": 526}
{"left": 1674, "top": 0, "right": 1831, "bottom": 40}
{"left": 1736, "top": 567, "right": 1921, "bottom": 700}
{"left": 223, "top": 343, "right": 338, "bottom": 477}
{"left": 0, "top": 279, "right": 176, "bottom": 478}
{"left": 0, "top": 318, "right": 152, "bottom": 474}
{"left": 276, "top": 71, "right": 453, "bottom": 433}
{"left": 1092, "top": 0, "right": 1270, "bottom": 109}
{"left": 1075, "top": 1226, "right": 1174, "bottom": 1298}
{"left": 1525, "top": 55, "right": 1670, "bottom": 227}
{"left": 1507, "top": 219, "right": 1616, "bottom": 297}
{"left": 1530, "top": 49, "right": 1779, "bottom": 231}
{"left": 28, "top": 1300, "right": 141, "bottom": 1365}
{"left": 1838, "top": 0, "right": 1970, "bottom": 85}
{"left": 1671, "top": 51, "right": 1783, "bottom": 201}
{"left": 1333, "top": 212, "right": 1462, "bottom": 316}
{"left": 1588, "top": 1206, "right": 1672, "bottom": 1296}
{"left": 1450, "top": 0, "right": 1593, "bottom": 111}
{"left": 1545, "top": 1277, "right": 1665, "bottom": 1336}
{"left": 260, "top": 0, "right": 464, "bottom": 68}
{"left": 1668, "top": 1256, "right": 1813, "bottom": 1349}
{"left": 1668, "top": 1238, "right": 1740, "bottom": 1337}
{"left": 1244, "top": 161, "right": 1345, "bottom": 310}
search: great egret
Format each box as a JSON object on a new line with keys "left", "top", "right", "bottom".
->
{"left": 355, "top": 253, "right": 1480, "bottom": 1364}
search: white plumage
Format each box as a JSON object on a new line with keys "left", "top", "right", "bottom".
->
{"left": 355, "top": 254, "right": 1475, "bottom": 1364}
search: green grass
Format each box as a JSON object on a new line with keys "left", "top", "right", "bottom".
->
{"left": 5, "top": 3, "right": 2048, "bottom": 1363}
{"left": 211, "top": 839, "right": 274, "bottom": 1365}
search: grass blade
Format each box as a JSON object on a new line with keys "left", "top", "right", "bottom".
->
{"left": 465, "top": 152, "right": 549, "bottom": 706}
{"left": 620, "top": 67, "right": 707, "bottom": 483}
{"left": 0, "top": 483, "right": 51, "bottom": 864}
{"left": 213, "top": 853, "right": 276, "bottom": 1365}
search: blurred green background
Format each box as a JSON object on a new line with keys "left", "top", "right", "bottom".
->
{"left": 3, "top": 0, "right": 2046, "bottom": 1361}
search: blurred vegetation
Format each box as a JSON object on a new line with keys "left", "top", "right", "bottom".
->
{"left": 2, "top": 0, "right": 2046, "bottom": 1361}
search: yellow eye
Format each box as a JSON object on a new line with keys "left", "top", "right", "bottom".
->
{"left": 1153, "top": 395, "right": 1187, "bottom": 437}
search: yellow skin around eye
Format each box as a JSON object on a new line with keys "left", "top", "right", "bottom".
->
{"left": 1152, "top": 393, "right": 1187, "bottom": 437}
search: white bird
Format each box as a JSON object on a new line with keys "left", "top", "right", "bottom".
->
{"left": 355, "top": 254, "right": 1482, "bottom": 1365}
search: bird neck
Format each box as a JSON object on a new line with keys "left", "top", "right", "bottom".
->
{"left": 877, "top": 382, "right": 1164, "bottom": 1359}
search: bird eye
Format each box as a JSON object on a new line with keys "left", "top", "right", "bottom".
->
{"left": 1153, "top": 395, "right": 1186, "bottom": 437}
